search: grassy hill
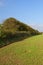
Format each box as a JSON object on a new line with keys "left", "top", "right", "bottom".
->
{"left": 0, "top": 34, "right": 43, "bottom": 65}
{"left": 0, "top": 17, "right": 40, "bottom": 48}
{"left": 2, "top": 17, "right": 40, "bottom": 35}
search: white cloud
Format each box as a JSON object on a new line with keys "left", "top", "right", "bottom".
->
{"left": 29, "top": 24, "right": 43, "bottom": 32}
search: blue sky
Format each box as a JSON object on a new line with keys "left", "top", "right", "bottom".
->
{"left": 0, "top": 0, "right": 43, "bottom": 31}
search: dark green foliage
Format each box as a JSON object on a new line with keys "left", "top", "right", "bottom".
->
{"left": 0, "top": 17, "right": 40, "bottom": 48}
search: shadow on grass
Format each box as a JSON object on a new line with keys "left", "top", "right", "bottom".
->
{"left": 0, "top": 33, "right": 31, "bottom": 48}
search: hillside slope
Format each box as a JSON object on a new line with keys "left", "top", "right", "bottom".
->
{"left": 0, "top": 17, "right": 40, "bottom": 48}
{"left": 0, "top": 34, "right": 43, "bottom": 65}
{"left": 2, "top": 17, "right": 40, "bottom": 35}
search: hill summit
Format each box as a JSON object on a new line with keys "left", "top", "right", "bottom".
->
{"left": 2, "top": 17, "right": 39, "bottom": 35}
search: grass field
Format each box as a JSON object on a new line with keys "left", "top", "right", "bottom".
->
{"left": 0, "top": 35, "right": 43, "bottom": 65}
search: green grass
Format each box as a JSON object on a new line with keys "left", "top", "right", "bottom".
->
{"left": 0, "top": 34, "right": 43, "bottom": 65}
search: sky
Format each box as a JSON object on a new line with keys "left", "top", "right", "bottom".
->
{"left": 0, "top": 0, "right": 43, "bottom": 32}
